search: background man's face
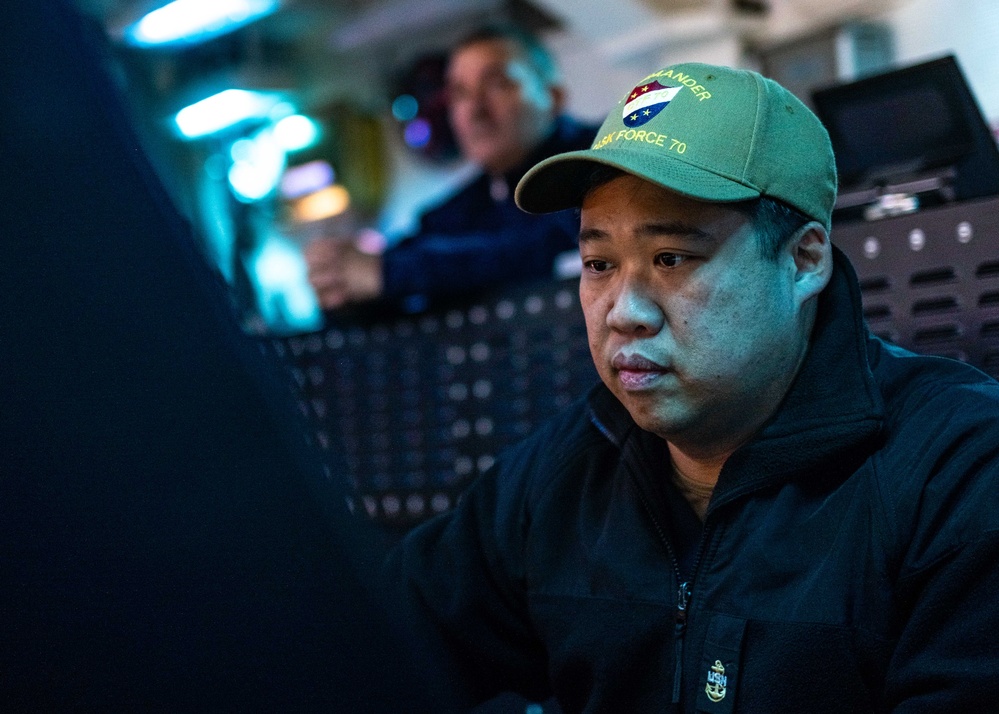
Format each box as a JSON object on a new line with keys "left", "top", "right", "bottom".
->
{"left": 445, "top": 38, "right": 557, "bottom": 175}
{"left": 578, "top": 174, "right": 809, "bottom": 457}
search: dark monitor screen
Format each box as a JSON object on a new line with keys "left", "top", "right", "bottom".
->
{"left": 812, "top": 55, "right": 999, "bottom": 203}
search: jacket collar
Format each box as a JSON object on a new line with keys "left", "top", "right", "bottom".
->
{"left": 588, "top": 246, "right": 886, "bottom": 505}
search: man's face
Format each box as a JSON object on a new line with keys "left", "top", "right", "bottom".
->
{"left": 445, "top": 38, "right": 557, "bottom": 175}
{"left": 579, "top": 174, "right": 811, "bottom": 458}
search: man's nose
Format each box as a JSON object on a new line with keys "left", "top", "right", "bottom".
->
{"left": 466, "top": 87, "right": 490, "bottom": 116}
{"left": 606, "top": 276, "right": 665, "bottom": 335}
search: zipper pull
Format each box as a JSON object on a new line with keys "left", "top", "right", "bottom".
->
{"left": 672, "top": 581, "right": 691, "bottom": 704}
{"left": 676, "top": 581, "right": 691, "bottom": 624}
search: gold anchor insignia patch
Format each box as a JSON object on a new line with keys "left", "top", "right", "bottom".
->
{"left": 704, "top": 659, "right": 727, "bottom": 702}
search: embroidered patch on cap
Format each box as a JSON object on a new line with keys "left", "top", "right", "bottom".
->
{"left": 622, "top": 81, "right": 682, "bottom": 127}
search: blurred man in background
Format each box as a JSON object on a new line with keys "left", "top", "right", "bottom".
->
{"left": 305, "top": 25, "right": 596, "bottom": 312}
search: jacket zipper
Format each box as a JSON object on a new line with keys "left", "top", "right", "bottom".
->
{"left": 672, "top": 580, "right": 691, "bottom": 703}
{"left": 632, "top": 480, "right": 714, "bottom": 708}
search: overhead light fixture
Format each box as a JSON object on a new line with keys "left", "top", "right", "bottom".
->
{"left": 273, "top": 114, "right": 321, "bottom": 152}
{"left": 174, "top": 89, "right": 281, "bottom": 139}
{"left": 227, "top": 126, "right": 287, "bottom": 202}
{"left": 127, "top": 0, "right": 280, "bottom": 47}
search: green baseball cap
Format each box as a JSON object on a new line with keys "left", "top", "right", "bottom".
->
{"left": 515, "top": 62, "right": 837, "bottom": 231}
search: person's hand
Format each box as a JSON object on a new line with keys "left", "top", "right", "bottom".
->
{"left": 304, "top": 237, "right": 383, "bottom": 310}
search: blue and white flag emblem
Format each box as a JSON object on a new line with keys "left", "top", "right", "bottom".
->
{"left": 622, "top": 80, "right": 681, "bottom": 127}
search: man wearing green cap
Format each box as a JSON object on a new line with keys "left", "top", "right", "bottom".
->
{"left": 390, "top": 63, "right": 999, "bottom": 712}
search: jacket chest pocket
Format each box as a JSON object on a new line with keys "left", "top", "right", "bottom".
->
{"left": 693, "top": 612, "right": 883, "bottom": 713}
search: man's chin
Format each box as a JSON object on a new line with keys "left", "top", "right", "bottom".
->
{"left": 618, "top": 396, "right": 686, "bottom": 440}
{"left": 464, "top": 144, "right": 509, "bottom": 172}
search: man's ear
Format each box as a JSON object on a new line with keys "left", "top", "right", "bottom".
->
{"left": 789, "top": 222, "right": 832, "bottom": 306}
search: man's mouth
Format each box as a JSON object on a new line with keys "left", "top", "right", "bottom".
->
{"left": 611, "top": 353, "right": 671, "bottom": 391}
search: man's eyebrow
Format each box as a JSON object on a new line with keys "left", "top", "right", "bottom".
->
{"left": 446, "top": 64, "right": 509, "bottom": 89}
{"left": 578, "top": 222, "right": 713, "bottom": 243}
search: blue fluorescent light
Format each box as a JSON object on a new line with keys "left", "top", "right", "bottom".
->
{"left": 175, "top": 89, "right": 280, "bottom": 139}
{"left": 391, "top": 94, "right": 419, "bottom": 122}
{"left": 403, "top": 118, "right": 431, "bottom": 148}
{"left": 227, "top": 127, "right": 286, "bottom": 202}
{"left": 128, "top": 0, "right": 279, "bottom": 47}
{"left": 273, "top": 114, "right": 320, "bottom": 151}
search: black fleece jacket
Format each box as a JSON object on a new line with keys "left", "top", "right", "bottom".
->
{"left": 391, "top": 248, "right": 999, "bottom": 713}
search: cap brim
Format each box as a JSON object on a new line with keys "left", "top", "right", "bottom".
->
{"left": 515, "top": 146, "right": 762, "bottom": 214}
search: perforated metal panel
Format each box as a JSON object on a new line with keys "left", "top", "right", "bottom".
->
{"left": 275, "top": 198, "right": 999, "bottom": 533}
{"left": 833, "top": 196, "right": 999, "bottom": 377}
{"left": 272, "top": 277, "right": 596, "bottom": 530}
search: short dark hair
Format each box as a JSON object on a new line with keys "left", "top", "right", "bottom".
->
{"left": 730, "top": 195, "right": 811, "bottom": 259}
{"left": 451, "top": 25, "right": 560, "bottom": 87}
{"left": 580, "top": 165, "right": 811, "bottom": 260}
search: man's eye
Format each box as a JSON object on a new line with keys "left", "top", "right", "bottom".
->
{"left": 484, "top": 74, "right": 516, "bottom": 92}
{"left": 583, "top": 259, "right": 610, "bottom": 273}
{"left": 655, "top": 253, "right": 687, "bottom": 268}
